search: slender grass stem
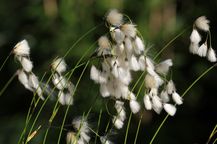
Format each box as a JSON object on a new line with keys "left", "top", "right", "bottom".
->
{"left": 134, "top": 114, "right": 143, "bottom": 144}
{"left": 63, "top": 23, "right": 102, "bottom": 59}
{"left": 95, "top": 109, "right": 102, "bottom": 144}
{"left": 153, "top": 28, "right": 189, "bottom": 61}
{"left": 0, "top": 52, "right": 11, "bottom": 72}
{"left": 206, "top": 124, "right": 217, "bottom": 144}
{"left": 0, "top": 71, "right": 17, "bottom": 97}
{"left": 124, "top": 113, "right": 132, "bottom": 144}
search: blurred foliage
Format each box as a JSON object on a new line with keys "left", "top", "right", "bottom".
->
{"left": 0, "top": 0, "right": 217, "bottom": 143}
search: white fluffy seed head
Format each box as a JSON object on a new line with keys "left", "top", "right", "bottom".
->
{"left": 17, "top": 69, "right": 32, "bottom": 91}
{"left": 160, "top": 90, "right": 170, "bottom": 103}
{"left": 207, "top": 47, "right": 217, "bottom": 62}
{"left": 100, "top": 136, "right": 113, "bottom": 144}
{"left": 13, "top": 39, "right": 30, "bottom": 56}
{"left": 134, "top": 36, "right": 144, "bottom": 54}
{"left": 121, "top": 24, "right": 137, "bottom": 38}
{"left": 197, "top": 43, "right": 208, "bottom": 57}
{"left": 51, "top": 58, "right": 67, "bottom": 74}
{"left": 124, "top": 37, "right": 133, "bottom": 52}
{"left": 155, "top": 59, "right": 173, "bottom": 75}
{"left": 172, "top": 92, "right": 183, "bottom": 105}
{"left": 110, "top": 28, "right": 125, "bottom": 44}
{"left": 58, "top": 91, "right": 73, "bottom": 105}
{"left": 52, "top": 74, "right": 68, "bottom": 90}
{"left": 129, "top": 100, "right": 140, "bottom": 114}
{"left": 20, "top": 57, "right": 33, "bottom": 72}
{"left": 98, "top": 36, "right": 111, "bottom": 49}
{"left": 163, "top": 103, "right": 176, "bottom": 116}
{"left": 152, "top": 95, "right": 162, "bottom": 109}
{"left": 189, "top": 42, "right": 199, "bottom": 54}
{"left": 90, "top": 65, "right": 107, "bottom": 84}
{"left": 138, "top": 55, "right": 146, "bottom": 70}
{"left": 28, "top": 73, "right": 39, "bottom": 89}
{"left": 66, "top": 132, "right": 77, "bottom": 144}
{"left": 129, "top": 55, "right": 140, "bottom": 71}
{"left": 143, "top": 95, "right": 152, "bottom": 110}
{"left": 106, "top": 9, "right": 123, "bottom": 26}
{"left": 195, "top": 16, "right": 210, "bottom": 31}
{"left": 166, "top": 80, "right": 176, "bottom": 95}
{"left": 113, "top": 117, "right": 124, "bottom": 129}
{"left": 145, "top": 74, "right": 157, "bottom": 89}
{"left": 190, "top": 29, "right": 201, "bottom": 44}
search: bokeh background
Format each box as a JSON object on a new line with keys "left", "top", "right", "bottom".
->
{"left": 0, "top": 0, "right": 217, "bottom": 143}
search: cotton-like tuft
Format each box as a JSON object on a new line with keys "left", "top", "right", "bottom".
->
{"left": 17, "top": 69, "right": 31, "bottom": 90}
{"left": 160, "top": 90, "right": 170, "bottom": 103}
{"left": 113, "top": 117, "right": 124, "bottom": 129}
{"left": 207, "top": 47, "right": 217, "bottom": 62}
{"left": 13, "top": 39, "right": 30, "bottom": 56}
{"left": 66, "top": 132, "right": 77, "bottom": 144}
{"left": 110, "top": 28, "right": 125, "bottom": 44}
{"left": 90, "top": 65, "right": 107, "bottom": 84}
{"left": 121, "top": 24, "right": 137, "bottom": 38}
{"left": 163, "top": 103, "right": 176, "bottom": 116}
{"left": 166, "top": 80, "right": 176, "bottom": 94}
{"left": 129, "top": 100, "right": 140, "bottom": 114}
{"left": 172, "top": 92, "right": 183, "bottom": 105}
{"left": 106, "top": 9, "right": 123, "bottom": 26}
{"left": 197, "top": 43, "right": 207, "bottom": 57}
{"left": 143, "top": 95, "right": 152, "bottom": 110}
{"left": 51, "top": 58, "right": 67, "bottom": 74}
{"left": 138, "top": 56, "right": 146, "bottom": 70}
{"left": 155, "top": 59, "right": 173, "bottom": 75}
{"left": 134, "top": 36, "right": 144, "bottom": 54}
{"left": 145, "top": 74, "right": 157, "bottom": 89}
{"left": 98, "top": 36, "right": 111, "bottom": 49}
{"left": 195, "top": 16, "right": 210, "bottom": 31}
{"left": 152, "top": 95, "right": 162, "bottom": 109}
{"left": 189, "top": 42, "right": 199, "bottom": 54}
{"left": 58, "top": 91, "right": 73, "bottom": 105}
{"left": 19, "top": 57, "right": 33, "bottom": 72}
{"left": 129, "top": 55, "right": 140, "bottom": 71}
{"left": 190, "top": 29, "right": 201, "bottom": 44}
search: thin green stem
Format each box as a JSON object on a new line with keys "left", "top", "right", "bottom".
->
{"left": 206, "top": 124, "right": 217, "bottom": 144}
{"left": 0, "top": 71, "right": 17, "bottom": 97}
{"left": 95, "top": 109, "right": 102, "bottom": 144}
{"left": 134, "top": 114, "right": 143, "bottom": 144}
{"left": 63, "top": 24, "right": 102, "bottom": 59}
{"left": 124, "top": 113, "right": 132, "bottom": 144}
{"left": 0, "top": 52, "right": 11, "bottom": 72}
{"left": 153, "top": 28, "right": 188, "bottom": 60}
{"left": 149, "top": 115, "right": 169, "bottom": 144}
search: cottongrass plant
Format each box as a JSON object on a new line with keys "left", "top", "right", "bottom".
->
{"left": 0, "top": 9, "right": 216, "bottom": 144}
